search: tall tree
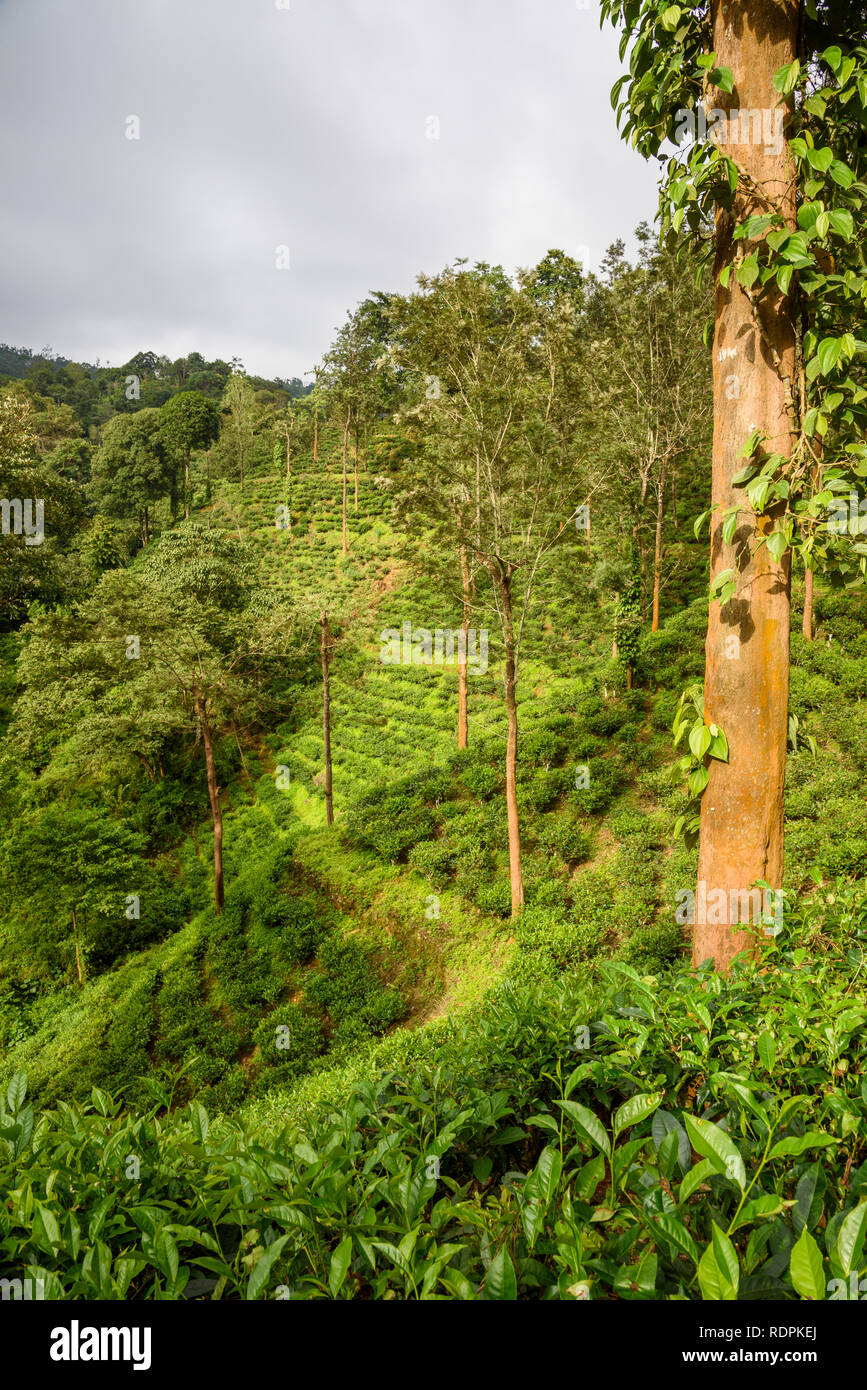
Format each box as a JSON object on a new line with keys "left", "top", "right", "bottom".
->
{"left": 604, "top": 0, "right": 867, "bottom": 967}
{"left": 391, "top": 261, "right": 585, "bottom": 916}
{"left": 160, "top": 391, "right": 220, "bottom": 520}
{"left": 90, "top": 408, "right": 170, "bottom": 545}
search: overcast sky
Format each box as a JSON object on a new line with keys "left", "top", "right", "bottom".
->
{"left": 0, "top": 0, "right": 659, "bottom": 381}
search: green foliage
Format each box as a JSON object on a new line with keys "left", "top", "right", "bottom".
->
{"left": 3, "top": 882, "right": 865, "bottom": 1299}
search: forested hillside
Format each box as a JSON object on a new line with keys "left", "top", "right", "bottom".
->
{"left": 1, "top": 0, "right": 867, "bottom": 1319}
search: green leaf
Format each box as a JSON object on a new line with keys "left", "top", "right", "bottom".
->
{"left": 710, "top": 66, "right": 735, "bottom": 95}
{"left": 154, "top": 1228, "right": 179, "bottom": 1286}
{"left": 688, "top": 724, "right": 712, "bottom": 760}
{"left": 189, "top": 1102, "right": 209, "bottom": 1144}
{"left": 708, "top": 728, "right": 728, "bottom": 761}
{"left": 534, "top": 1145, "right": 563, "bottom": 1204}
{"left": 698, "top": 1224, "right": 739, "bottom": 1300}
{"left": 822, "top": 45, "right": 842, "bottom": 75}
{"left": 558, "top": 1099, "right": 611, "bottom": 1156}
{"left": 827, "top": 209, "right": 854, "bottom": 241}
{"left": 486, "top": 1246, "right": 517, "bottom": 1300}
{"left": 684, "top": 1114, "right": 747, "bottom": 1190}
{"left": 757, "top": 1031, "right": 776, "bottom": 1072}
{"left": 653, "top": 1212, "right": 700, "bottom": 1266}
{"left": 789, "top": 1227, "right": 825, "bottom": 1300}
{"left": 773, "top": 60, "right": 801, "bottom": 95}
{"left": 613, "top": 1092, "right": 663, "bottom": 1135}
{"left": 34, "top": 1202, "right": 61, "bottom": 1254}
{"left": 660, "top": 4, "right": 682, "bottom": 31}
{"left": 836, "top": 1202, "right": 867, "bottom": 1277}
{"left": 829, "top": 160, "right": 854, "bottom": 189}
{"left": 769, "top": 1131, "right": 837, "bottom": 1160}
{"left": 766, "top": 530, "right": 789, "bottom": 563}
{"left": 806, "top": 146, "right": 834, "bottom": 173}
{"left": 6, "top": 1073, "right": 26, "bottom": 1113}
{"left": 328, "top": 1235, "right": 353, "bottom": 1297}
{"left": 689, "top": 765, "right": 710, "bottom": 798}
{"left": 246, "top": 1234, "right": 289, "bottom": 1301}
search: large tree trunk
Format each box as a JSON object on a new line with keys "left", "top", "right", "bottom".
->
{"left": 802, "top": 566, "right": 814, "bottom": 642}
{"left": 458, "top": 544, "right": 471, "bottom": 749}
{"left": 196, "top": 690, "right": 224, "bottom": 914}
{"left": 320, "top": 612, "right": 334, "bottom": 826}
{"left": 341, "top": 404, "right": 350, "bottom": 555}
{"left": 495, "top": 565, "right": 523, "bottom": 917}
{"left": 695, "top": 0, "right": 797, "bottom": 971}
{"left": 651, "top": 462, "right": 666, "bottom": 633}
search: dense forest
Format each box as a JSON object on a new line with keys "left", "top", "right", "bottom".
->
{"left": 2, "top": 0, "right": 867, "bottom": 1326}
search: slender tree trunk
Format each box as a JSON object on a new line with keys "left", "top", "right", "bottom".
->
{"left": 458, "top": 544, "right": 471, "bottom": 749}
{"left": 321, "top": 612, "right": 334, "bottom": 826}
{"left": 184, "top": 446, "right": 190, "bottom": 520}
{"left": 196, "top": 689, "right": 224, "bottom": 914}
{"left": 354, "top": 415, "right": 359, "bottom": 513}
{"left": 285, "top": 425, "right": 292, "bottom": 531}
{"left": 802, "top": 566, "right": 814, "bottom": 642}
{"left": 341, "top": 404, "right": 350, "bottom": 555}
{"left": 313, "top": 392, "right": 319, "bottom": 462}
{"left": 695, "top": 0, "right": 797, "bottom": 971}
{"left": 495, "top": 565, "right": 523, "bottom": 917}
{"left": 651, "top": 462, "right": 666, "bottom": 633}
{"left": 72, "top": 907, "right": 85, "bottom": 986}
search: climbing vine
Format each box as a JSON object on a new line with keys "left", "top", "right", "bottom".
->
{"left": 600, "top": 0, "right": 867, "bottom": 584}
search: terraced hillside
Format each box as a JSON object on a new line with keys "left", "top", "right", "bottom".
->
{"left": 3, "top": 439, "right": 867, "bottom": 1120}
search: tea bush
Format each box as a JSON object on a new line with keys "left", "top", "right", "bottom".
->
{"left": 3, "top": 882, "right": 864, "bottom": 1301}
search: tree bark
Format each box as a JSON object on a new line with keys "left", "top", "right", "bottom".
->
{"left": 495, "top": 565, "right": 523, "bottom": 917}
{"left": 321, "top": 612, "right": 334, "bottom": 826}
{"left": 341, "top": 404, "right": 350, "bottom": 555}
{"left": 285, "top": 424, "right": 292, "bottom": 531}
{"left": 72, "top": 907, "right": 85, "bottom": 986}
{"left": 196, "top": 689, "right": 224, "bottom": 914}
{"left": 802, "top": 566, "right": 814, "bottom": 642}
{"left": 695, "top": 0, "right": 797, "bottom": 971}
{"left": 354, "top": 414, "right": 359, "bottom": 513}
{"left": 651, "top": 462, "right": 666, "bottom": 633}
{"left": 458, "top": 544, "right": 471, "bottom": 749}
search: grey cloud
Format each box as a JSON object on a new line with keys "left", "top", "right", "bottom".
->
{"left": 0, "top": 0, "right": 658, "bottom": 379}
